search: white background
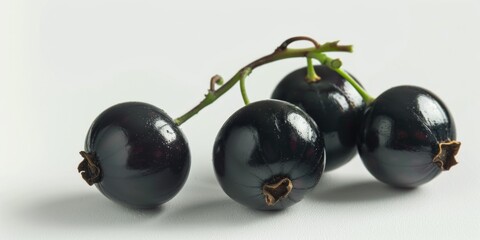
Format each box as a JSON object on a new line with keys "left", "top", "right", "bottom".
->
{"left": 1, "top": 0, "right": 479, "bottom": 239}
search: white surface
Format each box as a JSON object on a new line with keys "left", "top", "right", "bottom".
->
{"left": 1, "top": 0, "right": 480, "bottom": 239}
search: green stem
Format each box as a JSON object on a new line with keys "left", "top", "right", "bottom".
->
{"left": 334, "top": 68, "right": 375, "bottom": 105}
{"left": 311, "top": 52, "right": 375, "bottom": 105}
{"left": 240, "top": 68, "right": 252, "bottom": 105}
{"left": 174, "top": 39, "right": 353, "bottom": 126}
{"left": 310, "top": 52, "right": 342, "bottom": 69}
{"left": 306, "top": 57, "right": 320, "bottom": 83}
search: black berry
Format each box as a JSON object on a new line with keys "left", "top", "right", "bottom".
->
{"left": 213, "top": 100, "right": 325, "bottom": 210}
{"left": 272, "top": 65, "right": 365, "bottom": 171}
{"left": 357, "top": 86, "right": 460, "bottom": 188}
{"left": 78, "top": 102, "right": 191, "bottom": 208}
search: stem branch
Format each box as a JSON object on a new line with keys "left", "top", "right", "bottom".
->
{"left": 174, "top": 38, "right": 353, "bottom": 126}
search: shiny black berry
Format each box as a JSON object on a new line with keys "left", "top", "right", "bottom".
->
{"left": 78, "top": 102, "right": 190, "bottom": 208}
{"left": 213, "top": 100, "right": 325, "bottom": 210}
{"left": 357, "top": 86, "right": 460, "bottom": 188}
{"left": 272, "top": 65, "right": 365, "bottom": 171}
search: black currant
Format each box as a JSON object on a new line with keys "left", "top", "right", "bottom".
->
{"left": 357, "top": 86, "right": 460, "bottom": 188}
{"left": 272, "top": 65, "right": 365, "bottom": 171}
{"left": 78, "top": 102, "right": 191, "bottom": 208}
{"left": 213, "top": 100, "right": 325, "bottom": 210}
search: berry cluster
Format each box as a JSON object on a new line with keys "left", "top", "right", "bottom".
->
{"left": 77, "top": 36, "right": 461, "bottom": 210}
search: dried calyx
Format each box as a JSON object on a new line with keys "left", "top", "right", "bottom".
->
{"left": 433, "top": 141, "right": 461, "bottom": 171}
{"left": 262, "top": 177, "right": 293, "bottom": 206}
{"left": 78, "top": 151, "right": 102, "bottom": 185}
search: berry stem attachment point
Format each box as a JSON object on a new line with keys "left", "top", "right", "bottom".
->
{"left": 306, "top": 57, "right": 320, "bottom": 83}
{"left": 174, "top": 37, "right": 353, "bottom": 126}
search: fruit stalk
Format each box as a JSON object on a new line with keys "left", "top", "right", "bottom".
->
{"left": 310, "top": 52, "right": 375, "bottom": 105}
{"left": 333, "top": 68, "right": 375, "bottom": 105}
{"left": 174, "top": 38, "right": 353, "bottom": 126}
{"left": 306, "top": 57, "right": 320, "bottom": 82}
{"left": 240, "top": 68, "right": 252, "bottom": 105}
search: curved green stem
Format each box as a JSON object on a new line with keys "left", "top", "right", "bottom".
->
{"left": 334, "top": 68, "right": 375, "bottom": 105}
{"left": 312, "top": 53, "right": 375, "bottom": 105}
{"left": 174, "top": 38, "right": 353, "bottom": 126}
{"left": 240, "top": 68, "right": 252, "bottom": 105}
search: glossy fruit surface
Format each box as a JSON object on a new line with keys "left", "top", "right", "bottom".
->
{"left": 79, "top": 102, "right": 190, "bottom": 208}
{"left": 272, "top": 65, "right": 365, "bottom": 171}
{"left": 213, "top": 100, "right": 325, "bottom": 210}
{"left": 357, "top": 86, "right": 460, "bottom": 188}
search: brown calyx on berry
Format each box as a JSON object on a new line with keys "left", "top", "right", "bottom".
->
{"left": 262, "top": 177, "right": 293, "bottom": 206}
{"left": 433, "top": 140, "right": 461, "bottom": 171}
{"left": 78, "top": 151, "right": 102, "bottom": 185}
